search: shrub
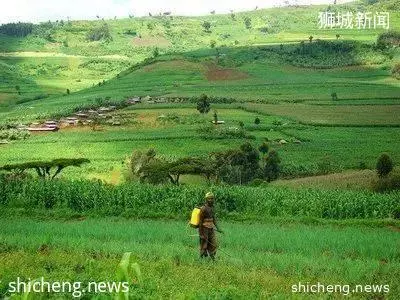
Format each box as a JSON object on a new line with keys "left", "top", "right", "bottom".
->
{"left": 371, "top": 174, "right": 400, "bottom": 193}
{"left": 86, "top": 23, "right": 112, "bottom": 42}
{"left": 202, "top": 21, "right": 211, "bottom": 32}
{"left": 153, "top": 47, "right": 159, "bottom": 58}
{"left": 244, "top": 17, "right": 252, "bottom": 29}
{"left": 376, "top": 31, "right": 400, "bottom": 49}
{"left": 376, "top": 153, "right": 393, "bottom": 177}
{"left": 392, "top": 63, "right": 400, "bottom": 80}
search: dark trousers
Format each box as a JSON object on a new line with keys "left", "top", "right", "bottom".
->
{"left": 199, "top": 227, "right": 217, "bottom": 258}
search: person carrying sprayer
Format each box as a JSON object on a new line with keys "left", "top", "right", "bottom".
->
{"left": 198, "top": 192, "right": 223, "bottom": 260}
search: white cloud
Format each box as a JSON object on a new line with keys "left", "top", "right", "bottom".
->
{"left": 0, "top": 0, "right": 350, "bottom": 24}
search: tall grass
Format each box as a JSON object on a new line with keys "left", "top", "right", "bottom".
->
{"left": 1, "top": 217, "right": 399, "bottom": 298}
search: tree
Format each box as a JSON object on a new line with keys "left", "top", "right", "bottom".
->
{"left": 196, "top": 94, "right": 210, "bottom": 114}
{"left": 168, "top": 157, "right": 214, "bottom": 185}
{"left": 86, "top": 23, "right": 112, "bottom": 42}
{"left": 336, "top": 34, "right": 340, "bottom": 40}
{"left": 263, "top": 150, "right": 281, "bottom": 182}
{"left": 0, "top": 22, "right": 33, "bottom": 37}
{"left": 309, "top": 35, "right": 313, "bottom": 43}
{"left": 66, "top": 88, "right": 70, "bottom": 95}
{"left": 376, "top": 153, "right": 393, "bottom": 178}
{"left": 15, "top": 85, "right": 21, "bottom": 95}
{"left": 130, "top": 149, "right": 169, "bottom": 184}
{"left": 230, "top": 13, "right": 236, "bottom": 21}
{"left": 213, "top": 143, "right": 260, "bottom": 184}
{"left": 202, "top": 21, "right": 211, "bottom": 32}
{"left": 331, "top": 92, "right": 338, "bottom": 101}
{"left": 210, "top": 40, "right": 216, "bottom": 48}
{"left": 244, "top": 17, "right": 252, "bottom": 29}
{"left": 254, "top": 117, "right": 260, "bottom": 125}
{"left": 0, "top": 158, "right": 90, "bottom": 179}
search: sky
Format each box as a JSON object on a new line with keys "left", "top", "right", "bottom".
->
{"left": 0, "top": 0, "right": 351, "bottom": 24}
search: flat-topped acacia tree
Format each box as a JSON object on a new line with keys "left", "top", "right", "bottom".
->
{"left": 0, "top": 158, "right": 90, "bottom": 179}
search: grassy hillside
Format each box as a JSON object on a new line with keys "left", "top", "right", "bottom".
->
{"left": 0, "top": 0, "right": 399, "bottom": 111}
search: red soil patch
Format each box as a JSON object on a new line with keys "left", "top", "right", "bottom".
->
{"left": 132, "top": 36, "right": 171, "bottom": 47}
{"left": 205, "top": 64, "right": 249, "bottom": 81}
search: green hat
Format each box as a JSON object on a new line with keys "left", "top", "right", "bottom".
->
{"left": 205, "top": 192, "right": 214, "bottom": 199}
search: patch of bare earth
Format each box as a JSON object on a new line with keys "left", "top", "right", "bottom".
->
{"left": 205, "top": 63, "right": 249, "bottom": 81}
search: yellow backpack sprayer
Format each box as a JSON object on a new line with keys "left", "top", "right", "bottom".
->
{"left": 189, "top": 207, "right": 201, "bottom": 228}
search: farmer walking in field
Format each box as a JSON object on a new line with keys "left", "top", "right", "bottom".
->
{"left": 198, "top": 192, "right": 223, "bottom": 260}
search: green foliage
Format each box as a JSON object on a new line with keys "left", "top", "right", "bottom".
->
{"left": 392, "top": 63, "right": 400, "bottom": 80}
{"left": 376, "top": 31, "right": 400, "bottom": 49}
{"left": 376, "top": 153, "right": 394, "bottom": 177}
{"left": 153, "top": 47, "right": 159, "bottom": 58}
{"left": 0, "top": 22, "right": 33, "bottom": 37}
{"left": 1, "top": 177, "right": 399, "bottom": 219}
{"left": 0, "top": 129, "right": 29, "bottom": 141}
{"left": 202, "top": 21, "right": 211, "bottom": 32}
{"left": 258, "top": 142, "right": 269, "bottom": 155}
{"left": 263, "top": 150, "right": 281, "bottom": 182}
{"left": 243, "top": 17, "right": 252, "bottom": 29}
{"left": 254, "top": 117, "right": 260, "bottom": 125}
{"left": 32, "top": 22, "right": 57, "bottom": 42}
{"left": 210, "top": 40, "right": 216, "bottom": 48}
{"left": 317, "top": 155, "right": 334, "bottom": 175}
{"left": 371, "top": 173, "right": 400, "bottom": 193}
{"left": 196, "top": 94, "right": 210, "bottom": 114}
{"left": 86, "top": 23, "right": 112, "bottom": 42}
{"left": 0, "top": 158, "right": 90, "bottom": 179}
{"left": 213, "top": 143, "right": 260, "bottom": 184}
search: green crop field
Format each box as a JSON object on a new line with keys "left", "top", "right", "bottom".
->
{"left": 0, "top": 216, "right": 399, "bottom": 299}
{"left": 1, "top": 0, "right": 400, "bottom": 298}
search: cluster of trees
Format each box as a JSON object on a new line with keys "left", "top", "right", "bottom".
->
{"left": 129, "top": 143, "right": 281, "bottom": 185}
{"left": 0, "top": 22, "right": 33, "bottom": 37}
{"left": 0, "top": 158, "right": 90, "bottom": 179}
{"left": 86, "top": 23, "right": 112, "bottom": 42}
